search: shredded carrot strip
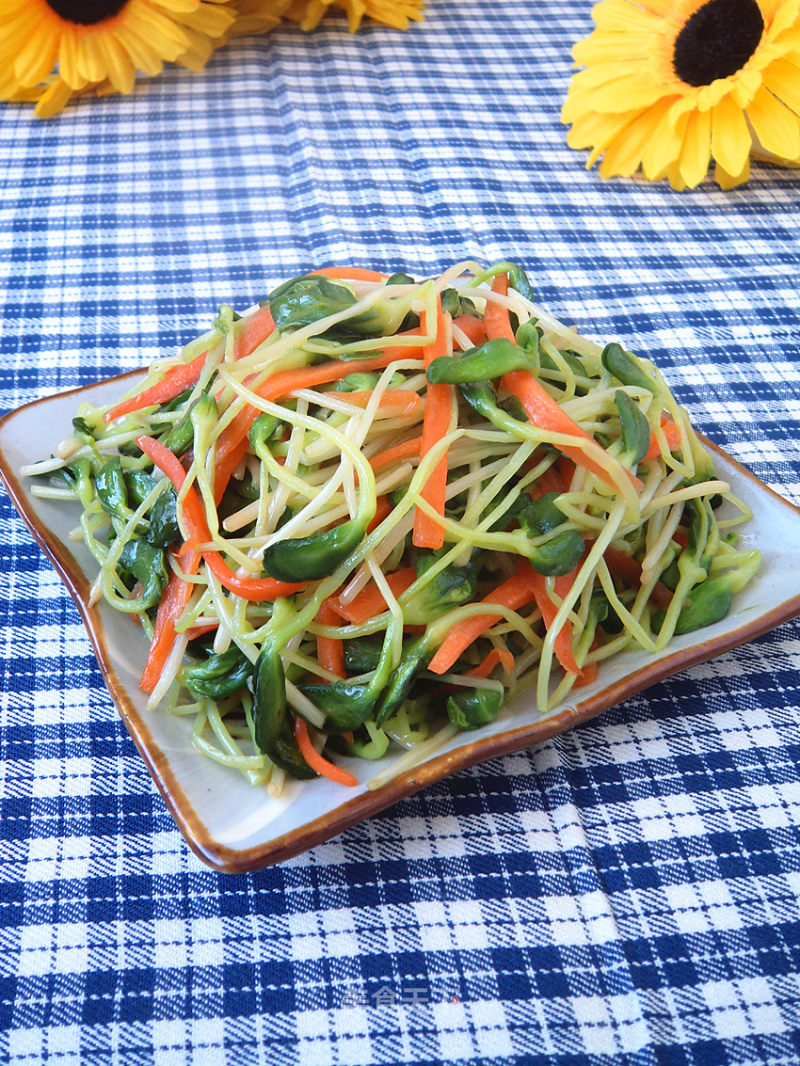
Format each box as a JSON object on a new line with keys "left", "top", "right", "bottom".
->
{"left": 213, "top": 340, "right": 424, "bottom": 504}
{"left": 604, "top": 546, "right": 673, "bottom": 609}
{"left": 483, "top": 279, "right": 516, "bottom": 342}
{"left": 454, "top": 313, "right": 487, "bottom": 346}
{"left": 467, "top": 648, "right": 515, "bottom": 678}
{"left": 529, "top": 462, "right": 568, "bottom": 500}
{"left": 428, "top": 561, "right": 539, "bottom": 675}
{"left": 487, "top": 276, "right": 641, "bottom": 495}
{"left": 369, "top": 436, "right": 422, "bottom": 471}
{"left": 574, "top": 661, "right": 598, "bottom": 688}
{"left": 528, "top": 568, "right": 582, "bottom": 676}
{"left": 326, "top": 389, "right": 422, "bottom": 417}
{"left": 232, "top": 305, "right": 277, "bottom": 360}
{"left": 333, "top": 567, "right": 417, "bottom": 625}
{"left": 644, "top": 418, "right": 682, "bottom": 462}
{"left": 315, "top": 599, "right": 346, "bottom": 680}
{"left": 105, "top": 306, "right": 275, "bottom": 425}
{"left": 140, "top": 548, "right": 200, "bottom": 693}
{"left": 105, "top": 352, "right": 207, "bottom": 424}
{"left": 136, "top": 435, "right": 304, "bottom": 602}
{"left": 184, "top": 622, "right": 219, "bottom": 641}
{"left": 309, "top": 267, "right": 388, "bottom": 282}
{"left": 366, "top": 494, "right": 392, "bottom": 533}
{"left": 413, "top": 308, "right": 453, "bottom": 550}
{"left": 294, "top": 718, "right": 359, "bottom": 786}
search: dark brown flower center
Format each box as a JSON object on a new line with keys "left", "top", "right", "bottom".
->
{"left": 673, "top": 0, "right": 764, "bottom": 86}
{"left": 45, "top": 0, "right": 128, "bottom": 24}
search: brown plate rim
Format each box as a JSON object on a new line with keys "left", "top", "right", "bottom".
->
{"left": 2, "top": 371, "right": 800, "bottom": 873}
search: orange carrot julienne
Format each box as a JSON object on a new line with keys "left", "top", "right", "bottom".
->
{"left": 140, "top": 547, "right": 201, "bottom": 693}
{"left": 467, "top": 648, "right": 515, "bottom": 679}
{"left": 105, "top": 307, "right": 276, "bottom": 425}
{"left": 203, "top": 553, "right": 304, "bottom": 602}
{"left": 184, "top": 622, "right": 219, "bottom": 641}
{"left": 644, "top": 418, "right": 682, "bottom": 462}
{"left": 428, "top": 561, "right": 539, "bottom": 675}
{"left": 528, "top": 462, "right": 568, "bottom": 501}
{"left": 233, "top": 305, "right": 276, "bottom": 360}
{"left": 454, "top": 313, "right": 487, "bottom": 346}
{"left": 574, "top": 660, "right": 598, "bottom": 688}
{"left": 294, "top": 717, "right": 358, "bottom": 787}
{"left": 413, "top": 308, "right": 453, "bottom": 550}
{"left": 212, "top": 341, "right": 424, "bottom": 504}
{"left": 136, "top": 435, "right": 304, "bottom": 603}
{"left": 487, "top": 276, "right": 642, "bottom": 495}
{"left": 326, "top": 389, "right": 422, "bottom": 417}
{"left": 316, "top": 599, "right": 346, "bottom": 680}
{"left": 369, "top": 436, "right": 422, "bottom": 471}
{"left": 502, "top": 365, "right": 643, "bottom": 492}
{"left": 528, "top": 568, "right": 582, "bottom": 677}
{"left": 309, "top": 267, "right": 388, "bottom": 282}
{"left": 366, "top": 494, "right": 392, "bottom": 534}
{"left": 105, "top": 351, "right": 208, "bottom": 424}
{"left": 604, "top": 546, "right": 673, "bottom": 610}
{"left": 483, "top": 277, "right": 517, "bottom": 343}
{"left": 333, "top": 566, "right": 417, "bottom": 625}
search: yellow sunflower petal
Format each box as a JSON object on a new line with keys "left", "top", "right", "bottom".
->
{"left": 572, "top": 32, "right": 658, "bottom": 65}
{"left": 591, "top": 0, "right": 665, "bottom": 33}
{"left": 95, "top": 32, "right": 137, "bottom": 94}
{"left": 582, "top": 72, "right": 670, "bottom": 113}
{"left": 287, "top": 0, "right": 330, "bottom": 30}
{"left": 730, "top": 66, "right": 764, "bottom": 107}
{"left": 678, "top": 107, "right": 712, "bottom": 187}
{"left": 565, "top": 107, "right": 639, "bottom": 151}
{"left": 154, "top": 0, "right": 198, "bottom": 9}
{"left": 637, "top": 0, "right": 680, "bottom": 14}
{"left": 33, "top": 78, "right": 77, "bottom": 120}
{"left": 758, "top": 0, "right": 785, "bottom": 23}
{"left": 710, "top": 93, "right": 753, "bottom": 175}
{"left": 666, "top": 159, "right": 688, "bottom": 191}
{"left": 173, "top": 2, "right": 235, "bottom": 37}
{"left": 174, "top": 27, "right": 216, "bottom": 70}
{"left": 746, "top": 83, "right": 800, "bottom": 157}
{"left": 697, "top": 78, "right": 734, "bottom": 111}
{"left": 126, "top": 1, "right": 192, "bottom": 54}
{"left": 13, "top": 21, "right": 60, "bottom": 87}
{"left": 762, "top": 56, "right": 800, "bottom": 112}
{"left": 641, "top": 100, "right": 689, "bottom": 179}
{"left": 76, "top": 34, "right": 111, "bottom": 85}
{"left": 599, "top": 98, "right": 673, "bottom": 177}
{"left": 222, "top": 0, "right": 290, "bottom": 39}
{"left": 714, "top": 155, "right": 750, "bottom": 189}
{"left": 58, "top": 31, "right": 87, "bottom": 91}
{"left": 115, "top": 25, "right": 167, "bottom": 76}
{"left": 764, "top": 0, "right": 800, "bottom": 38}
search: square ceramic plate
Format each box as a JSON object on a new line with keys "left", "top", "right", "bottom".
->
{"left": 2, "top": 370, "right": 800, "bottom": 872}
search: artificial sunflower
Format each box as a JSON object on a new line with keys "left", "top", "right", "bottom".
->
{"left": 219, "top": 0, "right": 291, "bottom": 41}
{"left": 1, "top": 0, "right": 422, "bottom": 117}
{"left": 0, "top": 0, "right": 235, "bottom": 115}
{"left": 286, "top": 0, "right": 423, "bottom": 33}
{"left": 562, "top": 0, "right": 800, "bottom": 189}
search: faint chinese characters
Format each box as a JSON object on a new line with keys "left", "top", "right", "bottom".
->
{"left": 337, "top": 985, "right": 461, "bottom": 1008}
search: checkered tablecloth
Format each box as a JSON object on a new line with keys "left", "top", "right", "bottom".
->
{"left": 2, "top": 2, "right": 800, "bottom": 1063}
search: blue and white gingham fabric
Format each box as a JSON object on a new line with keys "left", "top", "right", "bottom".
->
{"left": 2, "top": 2, "right": 800, "bottom": 1063}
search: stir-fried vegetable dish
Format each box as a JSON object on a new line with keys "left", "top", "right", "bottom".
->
{"left": 25, "top": 262, "right": 760, "bottom": 793}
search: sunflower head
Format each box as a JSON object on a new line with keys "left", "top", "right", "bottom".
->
{"left": 1, "top": 0, "right": 423, "bottom": 116}
{"left": 562, "top": 0, "right": 800, "bottom": 189}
